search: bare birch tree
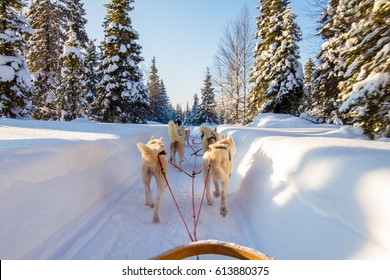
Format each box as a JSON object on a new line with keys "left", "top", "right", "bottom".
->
{"left": 213, "top": 5, "right": 254, "bottom": 124}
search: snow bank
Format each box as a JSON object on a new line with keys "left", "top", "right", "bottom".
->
{"left": 0, "top": 119, "right": 167, "bottom": 259}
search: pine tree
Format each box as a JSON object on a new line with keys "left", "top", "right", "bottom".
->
{"left": 338, "top": 0, "right": 390, "bottom": 139}
{"left": 183, "top": 102, "right": 190, "bottom": 125}
{"left": 0, "top": 0, "right": 33, "bottom": 118}
{"left": 146, "top": 57, "right": 160, "bottom": 121}
{"left": 303, "top": 57, "right": 315, "bottom": 111}
{"left": 156, "top": 79, "right": 172, "bottom": 123}
{"left": 26, "top": 0, "right": 67, "bottom": 120}
{"left": 63, "top": 0, "right": 89, "bottom": 50}
{"left": 190, "top": 93, "right": 201, "bottom": 125}
{"left": 85, "top": 39, "right": 99, "bottom": 104}
{"left": 200, "top": 68, "right": 218, "bottom": 124}
{"left": 57, "top": 25, "right": 88, "bottom": 121}
{"left": 310, "top": 0, "right": 350, "bottom": 122}
{"left": 92, "top": 0, "right": 149, "bottom": 123}
{"left": 250, "top": 0, "right": 303, "bottom": 117}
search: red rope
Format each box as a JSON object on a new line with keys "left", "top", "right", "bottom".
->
{"left": 194, "top": 165, "right": 210, "bottom": 240}
{"left": 158, "top": 154, "right": 194, "bottom": 242}
{"left": 158, "top": 142, "right": 210, "bottom": 243}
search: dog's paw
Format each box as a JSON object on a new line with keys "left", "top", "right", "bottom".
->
{"left": 147, "top": 201, "right": 154, "bottom": 208}
{"left": 213, "top": 190, "right": 220, "bottom": 197}
{"left": 220, "top": 207, "right": 227, "bottom": 217}
{"left": 153, "top": 215, "right": 160, "bottom": 223}
{"left": 207, "top": 199, "right": 214, "bottom": 206}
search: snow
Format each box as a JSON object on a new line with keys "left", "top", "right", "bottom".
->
{"left": 0, "top": 65, "right": 15, "bottom": 82}
{"left": 0, "top": 114, "right": 389, "bottom": 260}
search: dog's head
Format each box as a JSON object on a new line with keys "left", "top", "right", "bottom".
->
{"left": 147, "top": 136, "right": 166, "bottom": 153}
{"left": 210, "top": 128, "right": 219, "bottom": 144}
{"left": 200, "top": 126, "right": 219, "bottom": 143}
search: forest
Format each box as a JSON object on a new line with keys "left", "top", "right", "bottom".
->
{"left": 0, "top": 0, "right": 389, "bottom": 139}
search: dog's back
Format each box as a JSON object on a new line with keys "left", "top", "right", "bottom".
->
{"left": 202, "top": 134, "right": 236, "bottom": 217}
{"left": 168, "top": 121, "right": 184, "bottom": 143}
{"left": 204, "top": 136, "right": 235, "bottom": 180}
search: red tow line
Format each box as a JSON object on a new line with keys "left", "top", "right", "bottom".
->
{"left": 157, "top": 139, "right": 210, "bottom": 242}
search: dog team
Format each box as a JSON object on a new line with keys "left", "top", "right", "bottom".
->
{"left": 137, "top": 120, "right": 236, "bottom": 223}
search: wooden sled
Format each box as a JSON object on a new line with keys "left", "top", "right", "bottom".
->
{"left": 151, "top": 240, "right": 273, "bottom": 260}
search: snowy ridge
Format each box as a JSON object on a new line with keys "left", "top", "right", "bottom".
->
{"left": 1, "top": 114, "right": 390, "bottom": 259}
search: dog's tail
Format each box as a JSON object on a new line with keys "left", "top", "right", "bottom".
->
{"left": 137, "top": 143, "right": 158, "bottom": 166}
{"left": 168, "top": 120, "right": 182, "bottom": 143}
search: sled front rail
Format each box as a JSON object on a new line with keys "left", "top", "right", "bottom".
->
{"left": 151, "top": 240, "right": 273, "bottom": 260}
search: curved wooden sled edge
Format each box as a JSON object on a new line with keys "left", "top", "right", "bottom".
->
{"left": 151, "top": 239, "right": 273, "bottom": 260}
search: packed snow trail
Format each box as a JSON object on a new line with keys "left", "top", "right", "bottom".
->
{"left": 23, "top": 133, "right": 255, "bottom": 259}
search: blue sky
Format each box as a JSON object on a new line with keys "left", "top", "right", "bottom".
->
{"left": 83, "top": 0, "right": 321, "bottom": 108}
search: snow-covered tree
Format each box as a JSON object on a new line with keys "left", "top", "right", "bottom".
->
{"left": 0, "top": 0, "right": 33, "bottom": 118}
{"left": 338, "top": 0, "right": 390, "bottom": 139}
{"left": 92, "top": 0, "right": 149, "bottom": 123}
{"left": 146, "top": 56, "right": 160, "bottom": 121}
{"left": 188, "top": 93, "right": 201, "bottom": 125}
{"left": 303, "top": 57, "right": 315, "bottom": 111}
{"left": 250, "top": 0, "right": 304, "bottom": 117}
{"left": 214, "top": 6, "right": 254, "bottom": 124}
{"left": 26, "top": 0, "right": 66, "bottom": 120}
{"left": 57, "top": 25, "right": 88, "bottom": 121}
{"left": 156, "top": 79, "right": 173, "bottom": 124}
{"left": 85, "top": 39, "right": 99, "bottom": 104}
{"left": 63, "top": 0, "right": 89, "bottom": 50}
{"left": 310, "top": 0, "right": 350, "bottom": 122}
{"left": 200, "top": 68, "right": 218, "bottom": 124}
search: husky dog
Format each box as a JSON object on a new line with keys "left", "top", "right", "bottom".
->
{"left": 199, "top": 126, "right": 219, "bottom": 152}
{"left": 184, "top": 128, "right": 190, "bottom": 146}
{"left": 168, "top": 120, "right": 185, "bottom": 167}
{"left": 202, "top": 134, "right": 236, "bottom": 217}
{"left": 137, "top": 137, "right": 168, "bottom": 223}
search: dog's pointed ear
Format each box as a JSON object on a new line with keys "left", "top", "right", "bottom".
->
{"left": 220, "top": 134, "right": 226, "bottom": 140}
{"left": 214, "top": 127, "right": 217, "bottom": 132}
{"left": 159, "top": 137, "right": 163, "bottom": 141}
{"left": 150, "top": 136, "right": 154, "bottom": 140}
{"left": 228, "top": 134, "right": 233, "bottom": 141}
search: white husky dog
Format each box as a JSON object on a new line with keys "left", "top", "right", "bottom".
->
{"left": 168, "top": 120, "right": 185, "bottom": 167}
{"left": 184, "top": 128, "right": 190, "bottom": 146}
{"left": 137, "top": 137, "right": 168, "bottom": 223}
{"left": 199, "top": 126, "right": 219, "bottom": 152}
{"left": 202, "top": 134, "right": 236, "bottom": 217}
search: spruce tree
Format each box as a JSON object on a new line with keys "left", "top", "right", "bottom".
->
{"left": 63, "top": 0, "right": 89, "bottom": 50}
{"left": 250, "top": 0, "right": 303, "bottom": 116}
{"left": 85, "top": 39, "right": 99, "bottom": 104}
{"left": 0, "top": 0, "right": 33, "bottom": 118}
{"left": 145, "top": 58, "right": 172, "bottom": 123}
{"left": 92, "top": 0, "right": 149, "bottom": 123}
{"left": 310, "top": 0, "right": 350, "bottom": 122}
{"left": 200, "top": 68, "right": 218, "bottom": 124}
{"left": 190, "top": 93, "right": 201, "bottom": 125}
{"left": 146, "top": 57, "right": 160, "bottom": 121}
{"left": 57, "top": 25, "right": 88, "bottom": 121}
{"left": 157, "top": 79, "right": 172, "bottom": 124}
{"left": 26, "top": 0, "right": 66, "bottom": 120}
{"left": 338, "top": 0, "right": 390, "bottom": 139}
{"left": 303, "top": 57, "right": 315, "bottom": 111}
